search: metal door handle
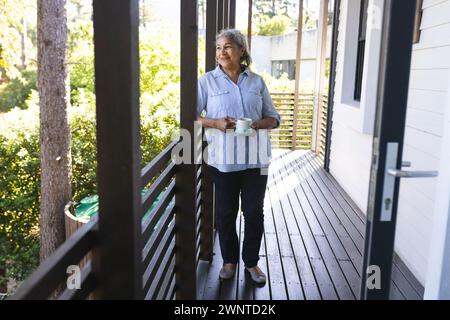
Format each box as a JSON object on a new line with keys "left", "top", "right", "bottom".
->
{"left": 387, "top": 169, "right": 438, "bottom": 178}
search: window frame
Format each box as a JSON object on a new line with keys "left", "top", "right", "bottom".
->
{"left": 354, "top": 0, "right": 369, "bottom": 101}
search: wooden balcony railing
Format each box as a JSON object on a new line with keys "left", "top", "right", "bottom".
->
{"left": 318, "top": 94, "right": 329, "bottom": 161}
{"left": 141, "top": 141, "right": 177, "bottom": 300}
{"left": 10, "top": 216, "right": 99, "bottom": 300}
{"left": 270, "top": 92, "right": 315, "bottom": 150}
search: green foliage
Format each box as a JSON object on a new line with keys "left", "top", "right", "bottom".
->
{"left": 0, "top": 0, "right": 36, "bottom": 81}
{"left": 0, "top": 25, "right": 182, "bottom": 291}
{"left": 0, "top": 69, "right": 36, "bottom": 112}
{"left": 0, "top": 103, "right": 41, "bottom": 290}
{"left": 256, "top": 14, "right": 292, "bottom": 36}
{"left": 70, "top": 91, "right": 98, "bottom": 201}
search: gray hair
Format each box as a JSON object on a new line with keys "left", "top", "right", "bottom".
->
{"left": 216, "top": 29, "right": 252, "bottom": 67}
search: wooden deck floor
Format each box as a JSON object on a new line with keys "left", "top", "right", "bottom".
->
{"left": 198, "top": 150, "right": 424, "bottom": 300}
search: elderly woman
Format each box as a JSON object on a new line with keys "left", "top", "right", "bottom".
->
{"left": 196, "top": 29, "right": 280, "bottom": 284}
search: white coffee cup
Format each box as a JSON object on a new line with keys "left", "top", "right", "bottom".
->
{"left": 236, "top": 118, "right": 252, "bottom": 132}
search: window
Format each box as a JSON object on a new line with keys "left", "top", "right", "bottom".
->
{"left": 354, "top": 0, "right": 369, "bottom": 101}
{"left": 271, "top": 60, "right": 296, "bottom": 80}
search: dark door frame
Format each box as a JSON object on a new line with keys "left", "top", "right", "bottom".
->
{"left": 360, "top": 0, "right": 417, "bottom": 300}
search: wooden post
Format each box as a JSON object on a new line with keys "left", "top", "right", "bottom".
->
{"left": 217, "top": 0, "right": 224, "bottom": 32}
{"left": 229, "top": 0, "right": 236, "bottom": 28}
{"left": 292, "top": 0, "right": 304, "bottom": 150}
{"left": 92, "top": 0, "right": 143, "bottom": 299}
{"left": 176, "top": 0, "right": 198, "bottom": 300}
{"left": 199, "top": 0, "right": 219, "bottom": 263}
{"left": 206, "top": 0, "right": 218, "bottom": 71}
{"left": 224, "top": 0, "right": 229, "bottom": 29}
{"left": 313, "top": 0, "right": 329, "bottom": 154}
{"left": 247, "top": 0, "right": 253, "bottom": 52}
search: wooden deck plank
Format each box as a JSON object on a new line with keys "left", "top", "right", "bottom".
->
{"left": 196, "top": 260, "right": 210, "bottom": 299}
{"left": 293, "top": 153, "right": 354, "bottom": 262}
{"left": 275, "top": 152, "right": 340, "bottom": 300}
{"left": 306, "top": 152, "right": 418, "bottom": 299}
{"left": 302, "top": 152, "right": 413, "bottom": 299}
{"left": 218, "top": 215, "right": 240, "bottom": 300}
{"left": 391, "top": 261, "right": 421, "bottom": 300}
{"left": 253, "top": 233, "right": 271, "bottom": 300}
{"left": 307, "top": 154, "right": 366, "bottom": 235}
{"left": 268, "top": 168, "right": 306, "bottom": 300}
{"left": 270, "top": 159, "right": 323, "bottom": 300}
{"left": 200, "top": 150, "right": 423, "bottom": 300}
{"left": 202, "top": 232, "right": 223, "bottom": 300}
{"left": 256, "top": 172, "right": 286, "bottom": 300}
{"left": 392, "top": 254, "right": 424, "bottom": 298}
{"left": 304, "top": 153, "right": 366, "bottom": 257}
{"left": 237, "top": 214, "right": 255, "bottom": 300}
{"left": 265, "top": 232, "right": 288, "bottom": 300}
{"left": 279, "top": 151, "right": 355, "bottom": 299}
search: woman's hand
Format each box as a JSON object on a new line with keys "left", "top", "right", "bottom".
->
{"left": 215, "top": 116, "right": 236, "bottom": 132}
{"left": 251, "top": 121, "right": 260, "bottom": 130}
{"left": 251, "top": 117, "right": 278, "bottom": 130}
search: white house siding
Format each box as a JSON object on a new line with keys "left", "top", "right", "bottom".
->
{"left": 396, "top": 0, "right": 450, "bottom": 285}
{"left": 329, "top": 0, "right": 373, "bottom": 213}
{"left": 329, "top": 0, "right": 450, "bottom": 285}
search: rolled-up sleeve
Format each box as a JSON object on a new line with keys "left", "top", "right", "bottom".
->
{"left": 197, "top": 77, "right": 208, "bottom": 117}
{"left": 261, "top": 81, "right": 280, "bottom": 129}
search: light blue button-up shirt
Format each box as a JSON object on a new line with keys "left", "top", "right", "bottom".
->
{"left": 197, "top": 65, "right": 280, "bottom": 173}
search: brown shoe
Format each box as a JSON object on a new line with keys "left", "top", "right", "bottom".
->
{"left": 219, "top": 263, "right": 237, "bottom": 280}
{"left": 245, "top": 266, "right": 266, "bottom": 284}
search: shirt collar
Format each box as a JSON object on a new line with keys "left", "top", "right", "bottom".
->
{"left": 212, "top": 65, "right": 250, "bottom": 79}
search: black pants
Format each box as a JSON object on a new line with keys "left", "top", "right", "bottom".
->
{"left": 208, "top": 166, "right": 268, "bottom": 268}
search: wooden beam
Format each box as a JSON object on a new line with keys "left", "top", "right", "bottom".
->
{"left": 217, "top": 0, "right": 224, "bottom": 32}
{"left": 292, "top": 0, "right": 304, "bottom": 150}
{"left": 313, "top": 0, "right": 329, "bottom": 154}
{"left": 224, "top": 0, "right": 229, "bottom": 29}
{"left": 247, "top": 0, "right": 253, "bottom": 52}
{"left": 206, "top": 0, "right": 218, "bottom": 71}
{"left": 93, "top": 0, "right": 143, "bottom": 299}
{"left": 176, "top": 0, "right": 198, "bottom": 300}
{"left": 229, "top": 0, "right": 236, "bottom": 28}
{"left": 200, "top": 0, "right": 219, "bottom": 264}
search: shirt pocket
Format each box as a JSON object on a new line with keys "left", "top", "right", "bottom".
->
{"left": 207, "top": 90, "right": 231, "bottom": 117}
{"left": 247, "top": 89, "right": 263, "bottom": 116}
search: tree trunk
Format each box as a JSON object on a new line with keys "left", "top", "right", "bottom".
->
{"left": 38, "top": 0, "right": 72, "bottom": 262}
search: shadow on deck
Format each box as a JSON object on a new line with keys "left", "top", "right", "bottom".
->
{"left": 197, "top": 150, "right": 424, "bottom": 300}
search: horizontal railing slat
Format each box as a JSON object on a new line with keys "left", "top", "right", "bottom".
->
{"left": 142, "top": 230, "right": 175, "bottom": 295}
{"left": 157, "top": 258, "right": 176, "bottom": 300}
{"left": 58, "top": 261, "right": 98, "bottom": 300}
{"left": 145, "top": 244, "right": 175, "bottom": 300}
{"left": 142, "top": 162, "right": 175, "bottom": 216}
{"left": 141, "top": 141, "right": 177, "bottom": 188}
{"left": 142, "top": 203, "right": 175, "bottom": 267}
{"left": 168, "top": 274, "right": 176, "bottom": 300}
{"left": 10, "top": 216, "right": 99, "bottom": 300}
{"left": 142, "top": 181, "right": 176, "bottom": 243}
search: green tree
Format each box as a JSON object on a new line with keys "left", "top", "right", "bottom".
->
{"left": 0, "top": 0, "right": 36, "bottom": 82}
{"left": 256, "top": 14, "right": 291, "bottom": 36}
